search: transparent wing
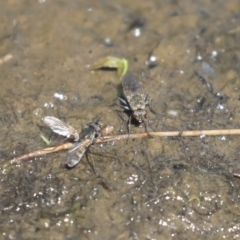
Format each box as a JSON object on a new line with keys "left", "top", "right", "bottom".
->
{"left": 43, "top": 116, "right": 79, "bottom": 141}
{"left": 65, "top": 141, "right": 89, "bottom": 168}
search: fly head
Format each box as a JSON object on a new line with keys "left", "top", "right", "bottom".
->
{"left": 133, "top": 109, "right": 147, "bottom": 123}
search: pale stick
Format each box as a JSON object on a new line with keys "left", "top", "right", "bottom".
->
{"left": 0, "top": 54, "right": 12, "bottom": 65}
{"left": 10, "top": 128, "right": 240, "bottom": 163}
{"left": 99, "top": 129, "right": 240, "bottom": 142}
{"left": 10, "top": 143, "right": 74, "bottom": 164}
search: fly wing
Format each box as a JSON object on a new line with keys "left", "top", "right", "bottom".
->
{"left": 65, "top": 141, "right": 89, "bottom": 168}
{"left": 121, "top": 72, "right": 142, "bottom": 99}
{"left": 43, "top": 116, "right": 79, "bottom": 141}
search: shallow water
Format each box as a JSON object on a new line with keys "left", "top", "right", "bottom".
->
{"left": 0, "top": 0, "right": 240, "bottom": 239}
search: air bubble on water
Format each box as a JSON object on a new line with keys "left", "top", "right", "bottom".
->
{"left": 54, "top": 92, "right": 67, "bottom": 101}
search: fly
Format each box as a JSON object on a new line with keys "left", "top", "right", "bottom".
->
{"left": 118, "top": 71, "right": 151, "bottom": 135}
{"left": 43, "top": 116, "right": 103, "bottom": 168}
{"left": 90, "top": 56, "right": 153, "bottom": 135}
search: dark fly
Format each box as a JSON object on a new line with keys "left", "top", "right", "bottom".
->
{"left": 43, "top": 116, "right": 102, "bottom": 168}
{"left": 118, "top": 72, "right": 151, "bottom": 135}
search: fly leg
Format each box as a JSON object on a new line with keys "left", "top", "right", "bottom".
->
{"left": 145, "top": 94, "right": 158, "bottom": 115}
{"left": 142, "top": 117, "right": 153, "bottom": 138}
{"left": 128, "top": 115, "right": 132, "bottom": 134}
{"left": 112, "top": 97, "right": 131, "bottom": 133}
{"left": 91, "top": 147, "right": 122, "bottom": 167}
{"left": 85, "top": 151, "right": 99, "bottom": 176}
{"left": 145, "top": 94, "right": 162, "bottom": 132}
{"left": 113, "top": 109, "right": 128, "bottom": 133}
{"left": 118, "top": 110, "right": 126, "bottom": 132}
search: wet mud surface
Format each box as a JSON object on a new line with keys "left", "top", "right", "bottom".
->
{"left": 0, "top": 0, "right": 240, "bottom": 239}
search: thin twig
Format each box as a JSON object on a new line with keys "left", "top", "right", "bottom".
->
{"left": 99, "top": 129, "right": 240, "bottom": 142}
{"left": 10, "top": 143, "right": 74, "bottom": 164}
{"left": 0, "top": 54, "right": 13, "bottom": 65}
{"left": 233, "top": 173, "right": 240, "bottom": 178}
{"left": 9, "top": 128, "right": 240, "bottom": 163}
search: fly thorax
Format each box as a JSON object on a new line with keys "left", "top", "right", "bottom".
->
{"left": 129, "top": 94, "right": 146, "bottom": 111}
{"left": 80, "top": 123, "right": 100, "bottom": 142}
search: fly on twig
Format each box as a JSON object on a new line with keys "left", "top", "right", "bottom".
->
{"left": 90, "top": 56, "right": 154, "bottom": 136}
{"left": 10, "top": 116, "right": 113, "bottom": 168}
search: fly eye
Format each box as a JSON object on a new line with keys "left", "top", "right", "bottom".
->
{"left": 95, "top": 133, "right": 99, "bottom": 138}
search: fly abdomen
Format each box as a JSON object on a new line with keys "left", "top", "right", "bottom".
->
{"left": 121, "top": 72, "right": 141, "bottom": 95}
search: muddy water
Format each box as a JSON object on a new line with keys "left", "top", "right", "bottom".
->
{"left": 0, "top": 0, "right": 240, "bottom": 239}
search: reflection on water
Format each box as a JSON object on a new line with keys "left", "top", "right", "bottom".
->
{"left": 0, "top": 0, "right": 240, "bottom": 239}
